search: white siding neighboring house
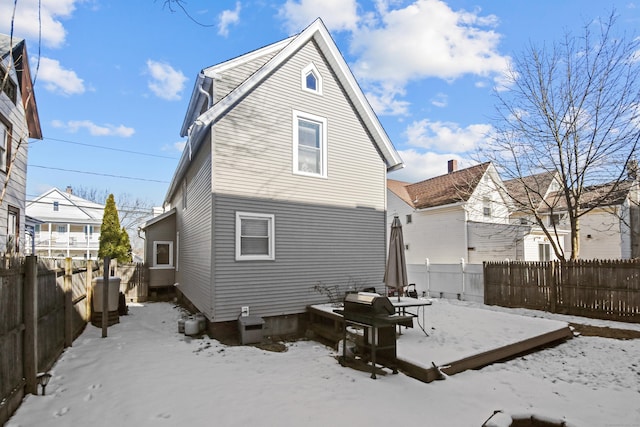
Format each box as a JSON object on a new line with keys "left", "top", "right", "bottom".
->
{"left": 388, "top": 160, "right": 524, "bottom": 265}
{"left": 505, "top": 171, "right": 639, "bottom": 260}
{"left": 0, "top": 35, "right": 42, "bottom": 256}
{"left": 144, "top": 19, "right": 403, "bottom": 337}
{"left": 504, "top": 172, "right": 568, "bottom": 261}
{"left": 552, "top": 179, "right": 638, "bottom": 260}
{"left": 26, "top": 187, "right": 103, "bottom": 260}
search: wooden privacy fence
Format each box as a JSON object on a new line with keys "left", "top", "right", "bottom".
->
{"left": 484, "top": 260, "right": 640, "bottom": 323}
{"left": 0, "top": 256, "right": 100, "bottom": 425}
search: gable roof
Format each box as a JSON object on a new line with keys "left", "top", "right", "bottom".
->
{"left": 504, "top": 171, "right": 557, "bottom": 211}
{"left": 0, "top": 34, "right": 42, "bottom": 140}
{"left": 167, "top": 18, "right": 403, "bottom": 203}
{"left": 26, "top": 188, "right": 104, "bottom": 223}
{"left": 541, "top": 180, "right": 636, "bottom": 212}
{"left": 388, "top": 163, "right": 491, "bottom": 210}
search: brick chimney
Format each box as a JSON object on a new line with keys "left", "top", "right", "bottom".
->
{"left": 66, "top": 186, "right": 73, "bottom": 195}
{"left": 448, "top": 159, "right": 458, "bottom": 173}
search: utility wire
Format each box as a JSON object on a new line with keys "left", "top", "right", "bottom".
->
{"left": 41, "top": 137, "right": 180, "bottom": 160}
{"left": 29, "top": 165, "right": 170, "bottom": 183}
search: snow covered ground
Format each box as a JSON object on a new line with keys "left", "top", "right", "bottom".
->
{"left": 6, "top": 299, "right": 640, "bottom": 426}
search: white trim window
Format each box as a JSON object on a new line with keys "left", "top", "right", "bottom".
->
{"left": 0, "top": 118, "right": 9, "bottom": 172}
{"left": 292, "top": 110, "right": 327, "bottom": 178}
{"left": 301, "top": 63, "right": 322, "bottom": 95}
{"left": 153, "top": 241, "right": 174, "bottom": 268}
{"left": 235, "top": 212, "right": 275, "bottom": 261}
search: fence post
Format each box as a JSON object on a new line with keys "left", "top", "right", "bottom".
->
{"left": 85, "top": 260, "right": 93, "bottom": 322}
{"left": 102, "top": 257, "right": 110, "bottom": 338}
{"left": 64, "top": 257, "right": 73, "bottom": 347}
{"left": 23, "top": 255, "right": 38, "bottom": 395}
{"left": 548, "top": 261, "right": 557, "bottom": 313}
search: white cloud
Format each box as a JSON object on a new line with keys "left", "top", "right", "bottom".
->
{"left": 405, "top": 119, "right": 493, "bottom": 152}
{"left": 279, "top": 0, "right": 359, "bottom": 33}
{"left": 388, "top": 150, "right": 472, "bottom": 183}
{"left": 218, "top": 2, "right": 241, "bottom": 37}
{"left": 431, "top": 92, "right": 448, "bottom": 108}
{"left": 146, "top": 60, "right": 187, "bottom": 101}
{"left": 365, "top": 83, "right": 410, "bottom": 116}
{"left": 174, "top": 140, "right": 187, "bottom": 152}
{"left": 38, "top": 57, "right": 85, "bottom": 95}
{"left": 53, "top": 119, "right": 135, "bottom": 137}
{"left": 0, "top": 0, "right": 79, "bottom": 48}
{"left": 351, "top": 0, "right": 509, "bottom": 84}
{"left": 161, "top": 140, "right": 187, "bottom": 152}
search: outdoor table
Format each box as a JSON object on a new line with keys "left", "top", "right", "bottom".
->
{"left": 390, "top": 297, "right": 433, "bottom": 336}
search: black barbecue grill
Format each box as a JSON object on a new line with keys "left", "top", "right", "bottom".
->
{"left": 336, "top": 292, "right": 414, "bottom": 379}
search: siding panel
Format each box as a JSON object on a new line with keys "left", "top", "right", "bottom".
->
{"left": 172, "top": 140, "right": 214, "bottom": 317}
{"left": 212, "top": 194, "right": 386, "bottom": 321}
{"left": 211, "top": 40, "right": 387, "bottom": 211}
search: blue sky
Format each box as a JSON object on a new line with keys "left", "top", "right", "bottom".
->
{"left": 1, "top": 0, "right": 639, "bottom": 207}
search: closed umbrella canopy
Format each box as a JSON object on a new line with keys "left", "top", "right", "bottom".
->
{"left": 384, "top": 216, "right": 408, "bottom": 301}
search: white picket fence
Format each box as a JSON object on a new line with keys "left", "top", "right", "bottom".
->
{"left": 406, "top": 261, "right": 484, "bottom": 303}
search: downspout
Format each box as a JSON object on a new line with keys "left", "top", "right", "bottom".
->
{"left": 197, "top": 73, "right": 213, "bottom": 110}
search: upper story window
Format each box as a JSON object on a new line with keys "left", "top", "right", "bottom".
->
{"left": 0, "top": 66, "right": 17, "bottom": 104}
{"left": 406, "top": 214, "right": 412, "bottom": 224}
{"left": 0, "top": 115, "right": 12, "bottom": 173}
{"left": 483, "top": 198, "right": 492, "bottom": 217}
{"left": 53, "top": 201, "right": 59, "bottom": 211}
{"left": 293, "top": 110, "right": 327, "bottom": 178}
{"left": 301, "top": 63, "right": 322, "bottom": 95}
{"left": 549, "top": 214, "right": 562, "bottom": 227}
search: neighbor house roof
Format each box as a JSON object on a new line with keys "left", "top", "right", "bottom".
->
{"left": 504, "top": 171, "right": 558, "bottom": 211}
{"left": 542, "top": 180, "right": 636, "bottom": 212}
{"left": 26, "top": 188, "right": 104, "bottom": 224}
{"left": 388, "top": 163, "right": 491, "bottom": 210}
{"left": 0, "top": 34, "right": 42, "bottom": 140}
{"left": 167, "top": 18, "right": 403, "bottom": 203}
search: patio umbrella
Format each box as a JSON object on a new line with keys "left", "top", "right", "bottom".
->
{"left": 384, "top": 215, "right": 408, "bottom": 302}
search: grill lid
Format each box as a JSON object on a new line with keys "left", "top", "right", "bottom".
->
{"left": 344, "top": 292, "right": 395, "bottom": 316}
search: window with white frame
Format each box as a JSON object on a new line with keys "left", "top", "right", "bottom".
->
{"left": 483, "top": 198, "right": 492, "bottom": 217}
{"left": 153, "top": 241, "right": 173, "bottom": 267}
{"left": 539, "top": 243, "right": 551, "bottom": 261}
{"left": 235, "top": 212, "right": 275, "bottom": 261}
{"left": 7, "top": 206, "right": 18, "bottom": 253}
{"left": 0, "top": 116, "right": 11, "bottom": 173}
{"left": 293, "top": 110, "right": 327, "bottom": 178}
{"left": 301, "top": 63, "right": 322, "bottom": 95}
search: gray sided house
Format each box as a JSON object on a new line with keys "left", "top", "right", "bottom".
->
{"left": 144, "top": 19, "right": 403, "bottom": 337}
{"left": 0, "top": 35, "right": 42, "bottom": 256}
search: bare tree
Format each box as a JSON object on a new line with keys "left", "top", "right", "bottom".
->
{"left": 482, "top": 11, "right": 640, "bottom": 261}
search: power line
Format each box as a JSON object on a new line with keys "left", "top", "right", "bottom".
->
{"left": 29, "top": 165, "right": 170, "bottom": 183}
{"left": 41, "top": 137, "right": 181, "bottom": 160}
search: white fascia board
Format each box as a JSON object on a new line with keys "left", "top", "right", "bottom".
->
{"left": 180, "top": 73, "right": 209, "bottom": 137}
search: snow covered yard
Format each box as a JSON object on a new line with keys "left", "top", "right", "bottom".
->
{"left": 6, "top": 300, "right": 640, "bottom": 426}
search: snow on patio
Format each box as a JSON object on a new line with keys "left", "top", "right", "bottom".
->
{"left": 393, "top": 298, "right": 568, "bottom": 367}
{"left": 6, "top": 300, "right": 640, "bottom": 426}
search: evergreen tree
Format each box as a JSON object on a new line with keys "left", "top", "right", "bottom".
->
{"left": 98, "top": 194, "right": 131, "bottom": 262}
{"left": 119, "top": 227, "right": 132, "bottom": 262}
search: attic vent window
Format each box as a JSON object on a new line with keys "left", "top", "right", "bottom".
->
{"left": 301, "top": 63, "right": 322, "bottom": 95}
{"left": 306, "top": 72, "right": 317, "bottom": 91}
